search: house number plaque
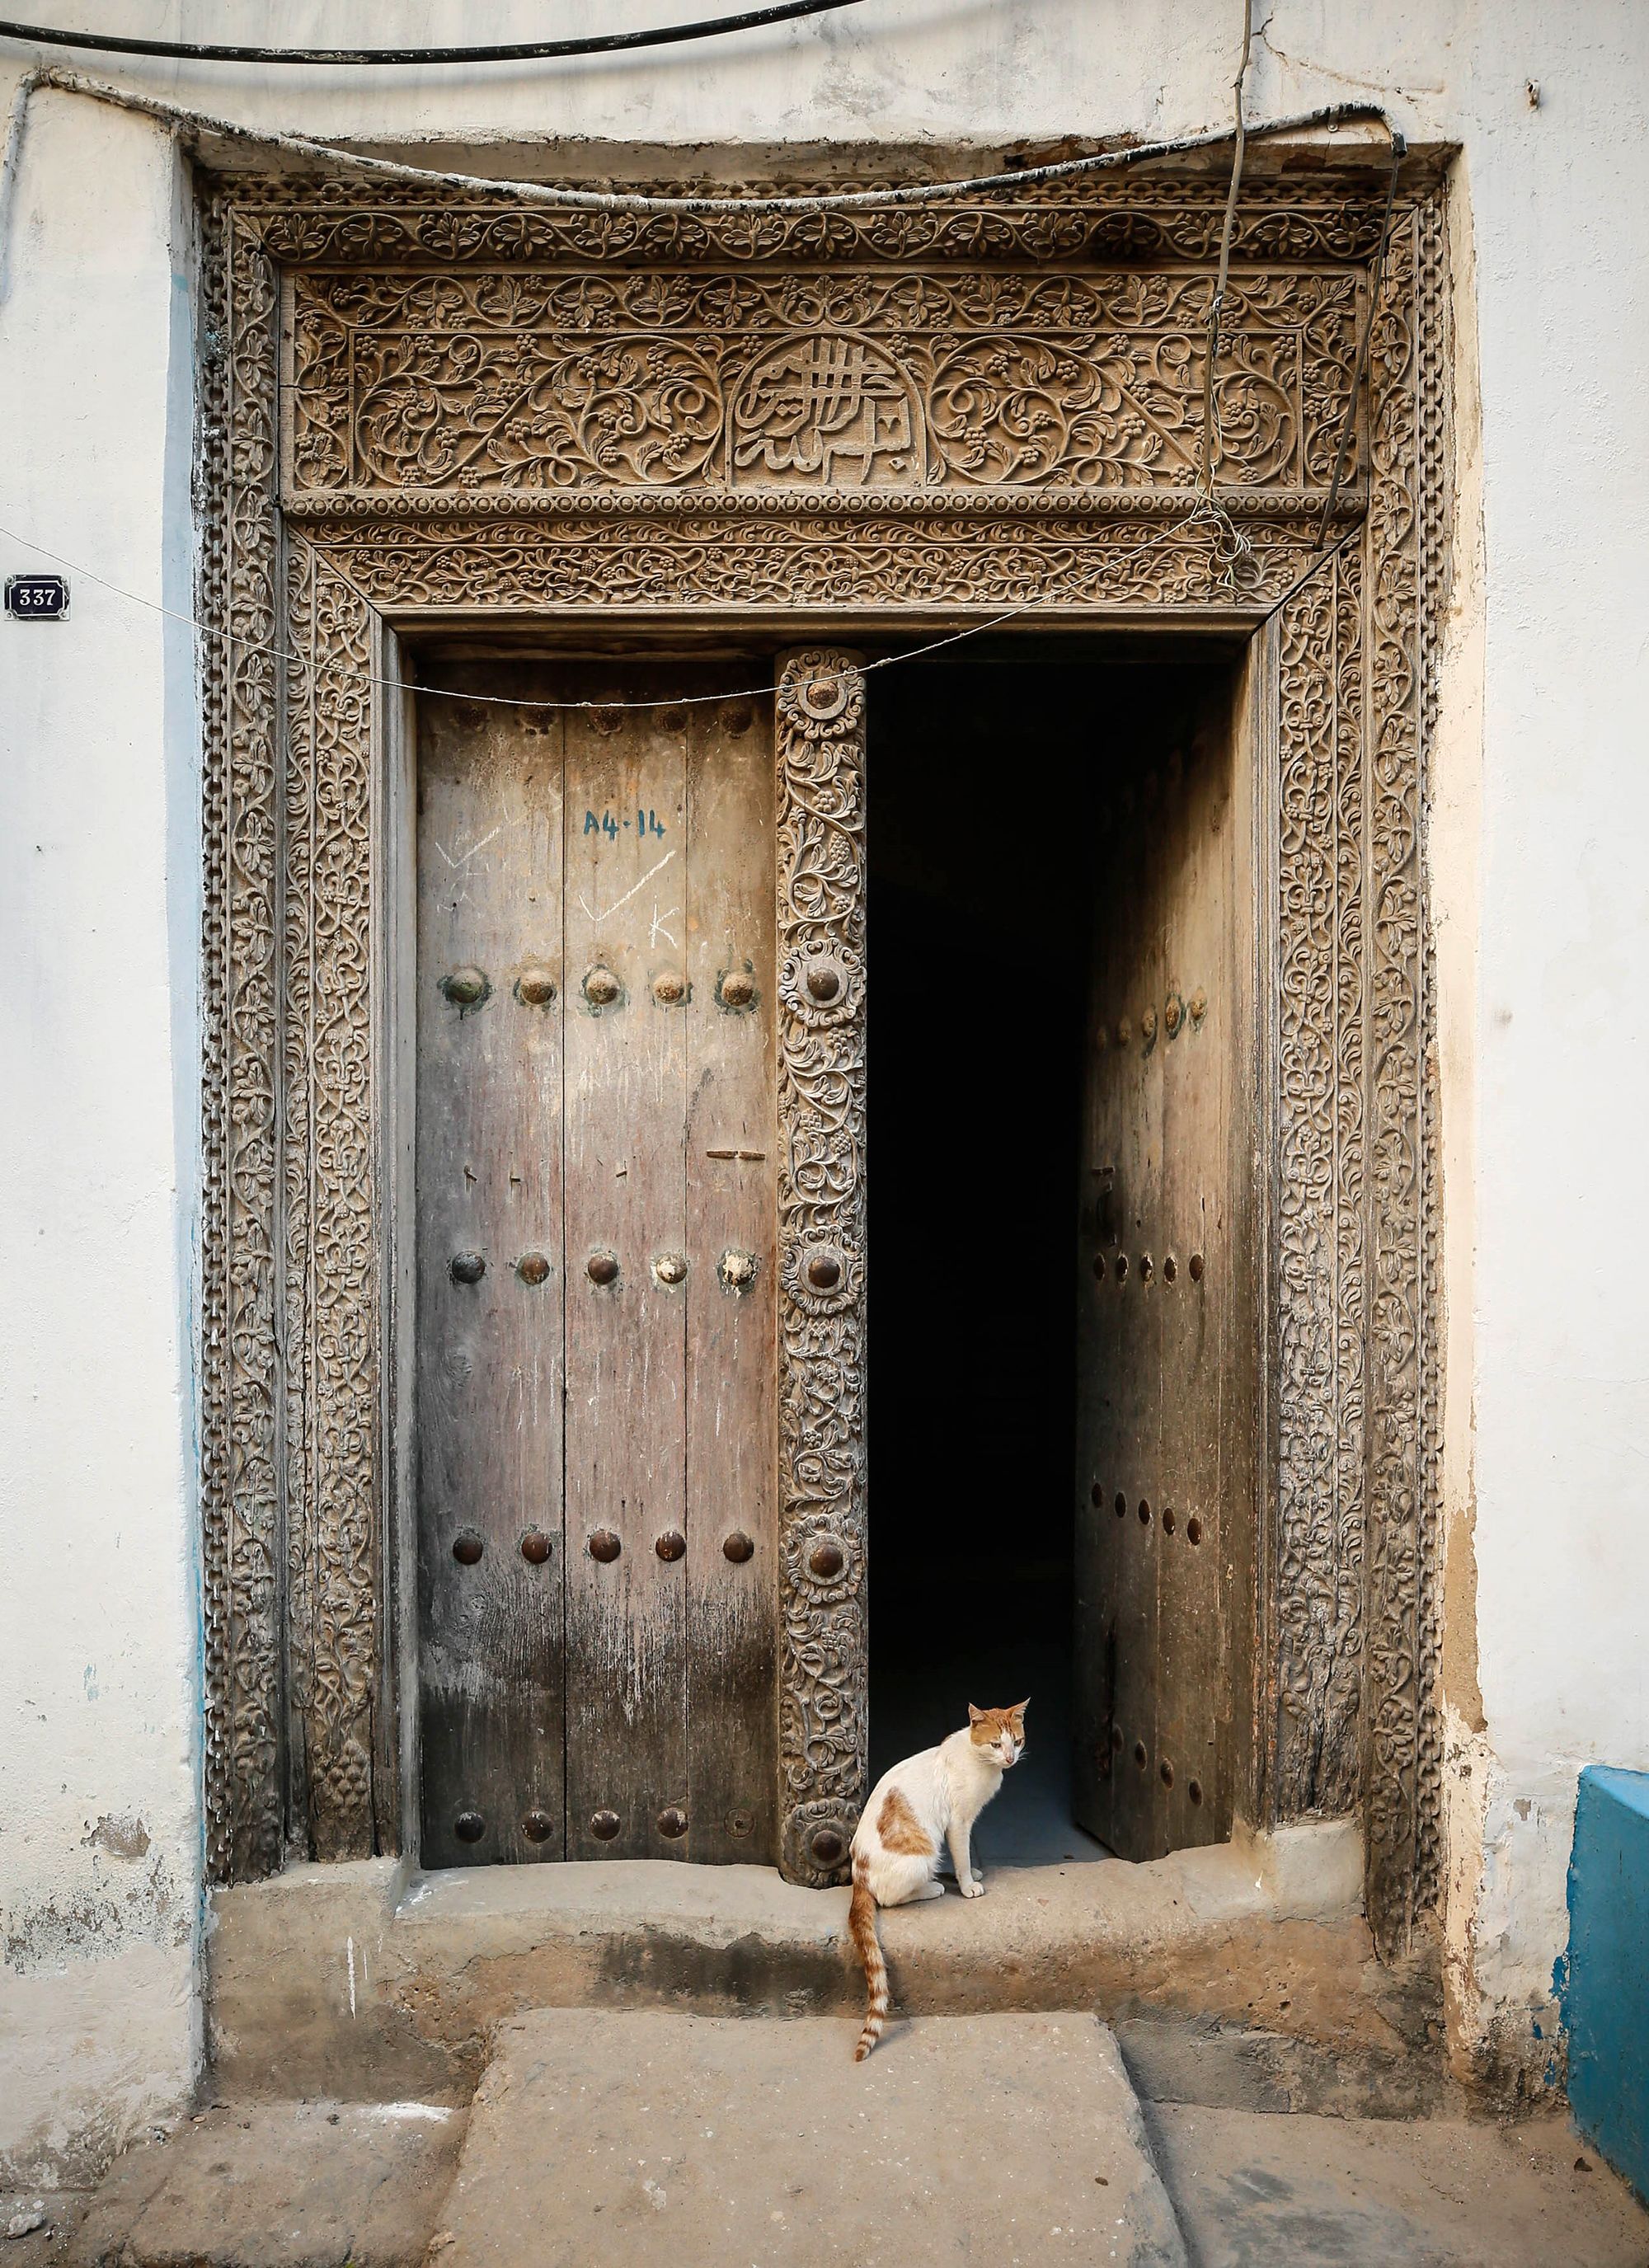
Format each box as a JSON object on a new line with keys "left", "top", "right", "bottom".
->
{"left": 6, "top": 573, "right": 68, "bottom": 620}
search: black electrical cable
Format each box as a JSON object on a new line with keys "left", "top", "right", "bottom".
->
{"left": 0, "top": 0, "right": 866, "bottom": 68}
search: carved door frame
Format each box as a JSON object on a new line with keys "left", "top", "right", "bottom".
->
{"left": 198, "top": 157, "right": 1448, "bottom": 1956}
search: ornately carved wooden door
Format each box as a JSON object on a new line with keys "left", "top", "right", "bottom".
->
{"left": 1073, "top": 682, "right": 1257, "bottom": 1862}
{"left": 416, "top": 664, "right": 777, "bottom": 1869}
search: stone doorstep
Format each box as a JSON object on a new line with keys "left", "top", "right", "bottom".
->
{"left": 54, "top": 2016, "right": 1187, "bottom": 2268}
{"left": 61, "top": 2101, "right": 467, "bottom": 2268}
{"left": 205, "top": 1819, "right": 1445, "bottom": 2114}
{"left": 431, "top": 2009, "right": 1190, "bottom": 2268}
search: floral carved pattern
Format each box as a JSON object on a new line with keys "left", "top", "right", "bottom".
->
{"left": 287, "top": 496, "right": 1352, "bottom": 617}
{"left": 774, "top": 651, "right": 867, "bottom": 1886}
{"left": 1274, "top": 542, "right": 1367, "bottom": 1821}
{"left": 200, "top": 169, "right": 1445, "bottom": 1959}
{"left": 1363, "top": 209, "right": 1436, "bottom": 1957}
{"left": 284, "top": 537, "right": 386, "bottom": 1862}
{"left": 289, "top": 265, "right": 1355, "bottom": 499}
{"left": 201, "top": 203, "right": 284, "bottom": 1885}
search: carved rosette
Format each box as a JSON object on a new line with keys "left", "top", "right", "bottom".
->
{"left": 774, "top": 648, "right": 867, "bottom": 1885}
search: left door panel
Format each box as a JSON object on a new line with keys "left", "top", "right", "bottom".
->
{"left": 416, "top": 693, "right": 568, "bottom": 1867}
{"left": 413, "top": 663, "right": 779, "bottom": 1870}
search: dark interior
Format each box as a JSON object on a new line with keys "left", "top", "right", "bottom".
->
{"left": 867, "top": 650, "right": 1231, "bottom": 1867}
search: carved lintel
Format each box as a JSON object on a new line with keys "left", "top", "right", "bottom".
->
{"left": 774, "top": 648, "right": 867, "bottom": 1886}
{"left": 284, "top": 263, "right": 1359, "bottom": 504}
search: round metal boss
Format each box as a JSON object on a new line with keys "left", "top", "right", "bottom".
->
{"left": 441, "top": 966, "right": 489, "bottom": 1007}
{"left": 795, "top": 670, "right": 852, "bottom": 725}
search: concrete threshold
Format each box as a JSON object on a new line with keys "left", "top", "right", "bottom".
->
{"left": 208, "top": 1820, "right": 1436, "bottom": 2109}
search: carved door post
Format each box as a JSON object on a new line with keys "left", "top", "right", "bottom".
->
{"left": 773, "top": 650, "right": 868, "bottom": 1885}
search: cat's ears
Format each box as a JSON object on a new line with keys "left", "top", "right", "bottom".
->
{"left": 968, "top": 1699, "right": 1031, "bottom": 1723}
{"left": 967, "top": 1703, "right": 984, "bottom": 1724}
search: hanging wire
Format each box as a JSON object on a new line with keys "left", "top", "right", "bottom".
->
{"left": 2, "top": 62, "right": 1397, "bottom": 218}
{"left": 0, "top": 0, "right": 867, "bottom": 68}
{"left": 0, "top": 45, "right": 1398, "bottom": 712}
{"left": 0, "top": 501, "right": 1324, "bottom": 716}
{"left": 1186, "top": 0, "right": 1258, "bottom": 589}
{"left": 1198, "top": 0, "right": 1253, "bottom": 498}
{"left": 0, "top": 506, "right": 1031, "bottom": 708}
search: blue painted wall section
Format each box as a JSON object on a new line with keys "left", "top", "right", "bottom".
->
{"left": 1566, "top": 1765, "right": 1649, "bottom": 2205}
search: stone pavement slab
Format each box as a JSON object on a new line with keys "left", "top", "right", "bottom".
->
{"left": 1145, "top": 2102, "right": 1649, "bottom": 2266}
{"left": 64, "top": 2100, "right": 465, "bottom": 2268}
{"left": 429, "top": 2007, "right": 1186, "bottom": 2267}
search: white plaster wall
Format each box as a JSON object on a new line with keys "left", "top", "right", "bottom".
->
{"left": 2, "top": 0, "right": 1646, "bottom": 2151}
{"left": 0, "top": 96, "right": 202, "bottom": 2181}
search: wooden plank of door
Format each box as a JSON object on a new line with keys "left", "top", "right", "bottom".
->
{"left": 1157, "top": 722, "right": 1220, "bottom": 1852}
{"left": 684, "top": 687, "right": 778, "bottom": 1864}
{"left": 1129, "top": 778, "right": 1170, "bottom": 1859}
{"left": 415, "top": 690, "right": 566, "bottom": 1867}
{"left": 562, "top": 677, "right": 691, "bottom": 1862}
{"left": 1203, "top": 679, "right": 1252, "bottom": 1838}
{"left": 1073, "top": 754, "right": 1124, "bottom": 1850}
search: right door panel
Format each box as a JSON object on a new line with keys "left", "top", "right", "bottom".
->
{"left": 1073, "top": 675, "right": 1257, "bottom": 1861}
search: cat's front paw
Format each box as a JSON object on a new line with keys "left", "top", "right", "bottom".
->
{"left": 961, "top": 1875, "right": 985, "bottom": 1898}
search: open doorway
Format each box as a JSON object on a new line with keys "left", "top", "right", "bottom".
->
{"left": 867, "top": 647, "right": 1252, "bottom": 1869}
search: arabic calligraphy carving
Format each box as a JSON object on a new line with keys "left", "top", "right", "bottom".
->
{"left": 731, "top": 334, "right": 920, "bottom": 486}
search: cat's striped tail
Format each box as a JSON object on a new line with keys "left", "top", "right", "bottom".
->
{"left": 848, "top": 1862, "right": 889, "bottom": 2060}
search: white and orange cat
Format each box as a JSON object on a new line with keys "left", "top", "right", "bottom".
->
{"left": 847, "top": 1700, "right": 1027, "bottom": 2059}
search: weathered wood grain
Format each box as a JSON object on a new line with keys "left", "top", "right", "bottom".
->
{"left": 1073, "top": 680, "right": 1256, "bottom": 1862}
{"left": 415, "top": 682, "right": 566, "bottom": 1867}
{"left": 684, "top": 691, "right": 778, "bottom": 1864}
{"left": 562, "top": 675, "right": 692, "bottom": 1862}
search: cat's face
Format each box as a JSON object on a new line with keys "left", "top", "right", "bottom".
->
{"left": 967, "top": 1701, "right": 1028, "bottom": 1768}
